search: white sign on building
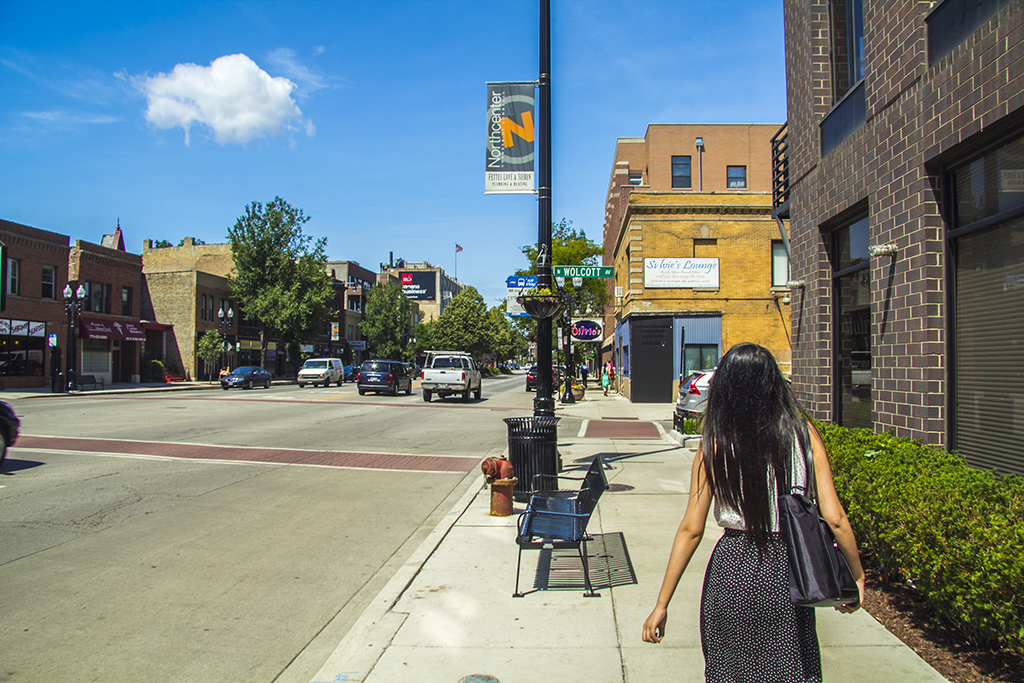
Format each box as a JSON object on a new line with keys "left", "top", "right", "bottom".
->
{"left": 644, "top": 258, "right": 720, "bottom": 289}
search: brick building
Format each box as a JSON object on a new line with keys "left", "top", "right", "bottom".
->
{"left": 602, "top": 124, "right": 789, "bottom": 402}
{"left": 68, "top": 226, "right": 145, "bottom": 385}
{"left": 301, "top": 261, "right": 376, "bottom": 364}
{"left": 379, "top": 259, "right": 462, "bottom": 322}
{"left": 0, "top": 219, "right": 71, "bottom": 389}
{"left": 780, "top": 0, "right": 1024, "bottom": 474}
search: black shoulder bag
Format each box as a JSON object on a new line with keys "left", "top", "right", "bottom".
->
{"left": 777, "top": 442, "right": 859, "bottom": 608}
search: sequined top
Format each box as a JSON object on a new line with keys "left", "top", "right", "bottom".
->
{"left": 713, "top": 440, "right": 810, "bottom": 532}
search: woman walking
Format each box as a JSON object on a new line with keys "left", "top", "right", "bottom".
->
{"left": 642, "top": 342, "right": 864, "bottom": 682}
{"left": 601, "top": 366, "right": 610, "bottom": 395}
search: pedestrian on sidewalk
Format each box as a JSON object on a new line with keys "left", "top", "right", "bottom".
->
{"left": 601, "top": 366, "right": 610, "bottom": 395}
{"left": 642, "top": 342, "right": 865, "bottom": 682}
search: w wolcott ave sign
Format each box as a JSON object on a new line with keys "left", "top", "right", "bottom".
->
{"left": 552, "top": 266, "right": 613, "bottom": 278}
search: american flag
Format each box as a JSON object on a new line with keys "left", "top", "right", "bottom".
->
{"left": 455, "top": 244, "right": 463, "bottom": 253}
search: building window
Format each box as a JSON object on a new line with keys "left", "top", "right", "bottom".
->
{"left": 42, "top": 266, "right": 56, "bottom": 300}
{"left": 83, "top": 282, "right": 111, "bottom": 314}
{"left": 831, "top": 214, "right": 871, "bottom": 430}
{"left": 682, "top": 344, "right": 719, "bottom": 376}
{"left": 200, "top": 295, "right": 207, "bottom": 322}
{"left": 694, "top": 239, "right": 718, "bottom": 258}
{"left": 628, "top": 172, "right": 643, "bottom": 186}
{"left": 772, "top": 241, "right": 790, "bottom": 287}
{"left": 927, "top": 0, "right": 1012, "bottom": 66}
{"left": 949, "top": 133, "right": 1024, "bottom": 475}
{"left": 120, "top": 287, "right": 131, "bottom": 316}
{"left": 671, "top": 156, "right": 692, "bottom": 189}
{"left": 727, "top": 166, "right": 747, "bottom": 188}
{"left": 821, "top": 0, "right": 866, "bottom": 156}
{"left": 6, "top": 259, "right": 19, "bottom": 296}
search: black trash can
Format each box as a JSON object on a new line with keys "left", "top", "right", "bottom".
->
{"left": 503, "top": 416, "right": 560, "bottom": 502}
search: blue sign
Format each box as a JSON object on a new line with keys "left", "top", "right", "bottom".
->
{"left": 506, "top": 276, "right": 538, "bottom": 288}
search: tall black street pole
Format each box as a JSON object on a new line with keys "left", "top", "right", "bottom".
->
{"left": 534, "top": 0, "right": 554, "bottom": 418}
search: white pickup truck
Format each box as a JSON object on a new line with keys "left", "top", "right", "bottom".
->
{"left": 420, "top": 352, "right": 482, "bottom": 402}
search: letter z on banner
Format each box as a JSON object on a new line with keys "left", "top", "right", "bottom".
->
{"left": 485, "top": 82, "right": 535, "bottom": 194}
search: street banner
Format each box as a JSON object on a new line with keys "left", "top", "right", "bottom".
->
{"left": 505, "top": 275, "right": 537, "bottom": 317}
{"left": 486, "top": 82, "right": 535, "bottom": 194}
{"left": 644, "top": 257, "right": 720, "bottom": 288}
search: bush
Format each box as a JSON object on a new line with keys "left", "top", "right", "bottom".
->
{"left": 818, "top": 422, "right": 1024, "bottom": 652}
{"left": 680, "top": 417, "right": 701, "bottom": 434}
{"left": 141, "top": 359, "right": 165, "bottom": 383}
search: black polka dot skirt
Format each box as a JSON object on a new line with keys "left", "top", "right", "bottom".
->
{"left": 700, "top": 529, "right": 821, "bottom": 682}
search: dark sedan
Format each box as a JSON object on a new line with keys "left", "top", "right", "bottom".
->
{"left": 220, "top": 366, "right": 273, "bottom": 390}
{"left": 0, "top": 400, "right": 19, "bottom": 467}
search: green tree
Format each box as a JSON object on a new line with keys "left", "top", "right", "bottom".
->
{"left": 486, "top": 305, "right": 527, "bottom": 363}
{"left": 360, "top": 280, "right": 413, "bottom": 360}
{"left": 518, "top": 218, "right": 609, "bottom": 315}
{"left": 227, "top": 197, "right": 335, "bottom": 365}
{"left": 151, "top": 239, "right": 173, "bottom": 248}
{"left": 413, "top": 318, "right": 438, "bottom": 356}
{"left": 196, "top": 329, "right": 224, "bottom": 381}
{"left": 432, "top": 286, "right": 489, "bottom": 358}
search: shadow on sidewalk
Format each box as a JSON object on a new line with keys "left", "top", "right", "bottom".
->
{"left": 519, "top": 532, "right": 637, "bottom": 596}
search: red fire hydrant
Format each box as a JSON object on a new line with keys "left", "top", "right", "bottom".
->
{"left": 481, "top": 456, "right": 517, "bottom": 516}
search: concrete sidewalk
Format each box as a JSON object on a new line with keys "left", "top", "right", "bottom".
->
{"left": 309, "top": 391, "right": 945, "bottom": 683}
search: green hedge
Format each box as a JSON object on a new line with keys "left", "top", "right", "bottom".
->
{"left": 817, "top": 422, "right": 1024, "bottom": 652}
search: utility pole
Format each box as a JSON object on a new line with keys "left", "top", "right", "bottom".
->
{"left": 534, "top": 0, "right": 554, "bottom": 418}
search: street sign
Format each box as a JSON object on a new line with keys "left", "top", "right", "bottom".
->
{"left": 553, "top": 265, "right": 613, "bottom": 278}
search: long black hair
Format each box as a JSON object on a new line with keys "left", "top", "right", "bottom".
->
{"left": 701, "top": 343, "right": 809, "bottom": 550}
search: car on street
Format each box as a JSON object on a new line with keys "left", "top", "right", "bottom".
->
{"left": 357, "top": 360, "right": 413, "bottom": 395}
{"left": 0, "top": 400, "right": 20, "bottom": 468}
{"left": 674, "top": 369, "right": 714, "bottom": 423}
{"left": 525, "top": 364, "right": 565, "bottom": 392}
{"left": 220, "top": 366, "right": 273, "bottom": 390}
{"left": 420, "top": 353, "right": 482, "bottom": 402}
{"left": 297, "top": 358, "right": 344, "bottom": 388}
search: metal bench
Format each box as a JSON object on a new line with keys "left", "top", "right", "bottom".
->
{"left": 76, "top": 374, "right": 104, "bottom": 391}
{"left": 513, "top": 455, "right": 609, "bottom": 597}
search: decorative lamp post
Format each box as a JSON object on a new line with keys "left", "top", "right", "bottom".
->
{"left": 218, "top": 306, "right": 234, "bottom": 372}
{"left": 63, "top": 283, "right": 86, "bottom": 392}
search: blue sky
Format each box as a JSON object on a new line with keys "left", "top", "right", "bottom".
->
{"left": 0, "top": 0, "right": 785, "bottom": 307}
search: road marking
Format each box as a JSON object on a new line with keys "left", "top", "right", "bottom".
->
{"left": 14, "top": 435, "right": 479, "bottom": 474}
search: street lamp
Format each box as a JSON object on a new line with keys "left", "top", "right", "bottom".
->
{"left": 218, "top": 306, "right": 233, "bottom": 372}
{"left": 559, "top": 282, "right": 578, "bottom": 404}
{"left": 63, "top": 283, "right": 86, "bottom": 392}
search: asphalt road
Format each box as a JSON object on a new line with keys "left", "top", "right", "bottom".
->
{"left": 0, "top": 372, "right": 546, "bottom": 683}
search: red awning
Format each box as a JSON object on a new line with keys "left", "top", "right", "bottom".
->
{"left": 78, "top": 316, "right": 146, "bottom": 342}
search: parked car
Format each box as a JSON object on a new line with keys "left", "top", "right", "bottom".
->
{"left": 357, "top": 360, "right": 413, "bottom": 395}
{"left": 0, "top": 400, "right": 20, "bottom": 468}
{"left": 297, "top": 358, "right": 343, "bottom": 388}
{"left": 525, "top": 365, "right": 538, "bottom": 392}
{"left": 220, "top": 366, "right": 273, "bottom": 390}
{"left": 525, "top": 364, "right": 566, "bottom": 392}
{"left": 674, "top": 369, "right": 714, "bottom": 428}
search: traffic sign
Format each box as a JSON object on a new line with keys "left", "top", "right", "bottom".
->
{"left": 553, "top": 265, "right": 613, "bottom": 278}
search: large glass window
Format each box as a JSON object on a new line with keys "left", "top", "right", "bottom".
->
{"left": 832, "top": 215, "right": 871, "bottom": 429}
{"left": 821, "top": 0, "right": 866, "bottom": 156}
{"left": 6, "top": 259, "right": 19, "bottom": 296}
{"left": 672, "top": 156, "right": 692, "bottom": 189}
{"left": 683, "top": 344, "right": 719, "bottom": 375}
{"left": 950, "top": 134, "right": 1024, "bottom": 475}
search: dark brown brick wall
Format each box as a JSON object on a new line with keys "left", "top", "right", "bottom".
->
{"left": 784, "top": 0, "right": 1024, "bottom": 446}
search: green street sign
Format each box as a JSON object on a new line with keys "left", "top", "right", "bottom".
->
{"left": 553, "top": 265, "right": 613, "bottom": 278}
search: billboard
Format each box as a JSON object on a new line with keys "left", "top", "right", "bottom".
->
{"left": 401, "top": 271, "right": 436, "bottom": 301}
{"left": 485, "top": 82, "right": 535, "bottom": 194}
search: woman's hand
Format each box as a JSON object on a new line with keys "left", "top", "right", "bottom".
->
{"left": 642, "top": 606, "right": 668, "bottom": 643}
{"left": 834, "top": 576, "right": 866, "bottom": 614}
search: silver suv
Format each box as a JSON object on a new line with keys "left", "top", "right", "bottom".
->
{"left": 297, "top": 358, "right": 344, "bottom": 388}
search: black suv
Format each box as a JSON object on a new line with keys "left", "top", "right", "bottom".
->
{"left": 356, "top": 360, "right": 413, "bottom": 396}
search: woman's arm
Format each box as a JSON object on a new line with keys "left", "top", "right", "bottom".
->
{"left": 642, "top": 449, "right": 715, "bottom": 642}
{"left": 807, "top": 421, "right": 866, "bottom": 613}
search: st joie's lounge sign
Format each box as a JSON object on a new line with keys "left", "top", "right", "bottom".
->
{"left": 485, "top": 82, "right": 535, "bottom": 194}
{"left": 644, "top": 258, "right": 720, "bottom": 289}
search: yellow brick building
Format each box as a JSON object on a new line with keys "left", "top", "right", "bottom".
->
{"left": 603, "top": 125, "right": 792, "bottom": 402}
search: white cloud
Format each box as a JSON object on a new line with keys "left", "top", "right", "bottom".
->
{"left": 266, "top": 47, "right": 333, "bottom": 96}
{"left": 138, "top": 53, "right": 312, "bottom": 145}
